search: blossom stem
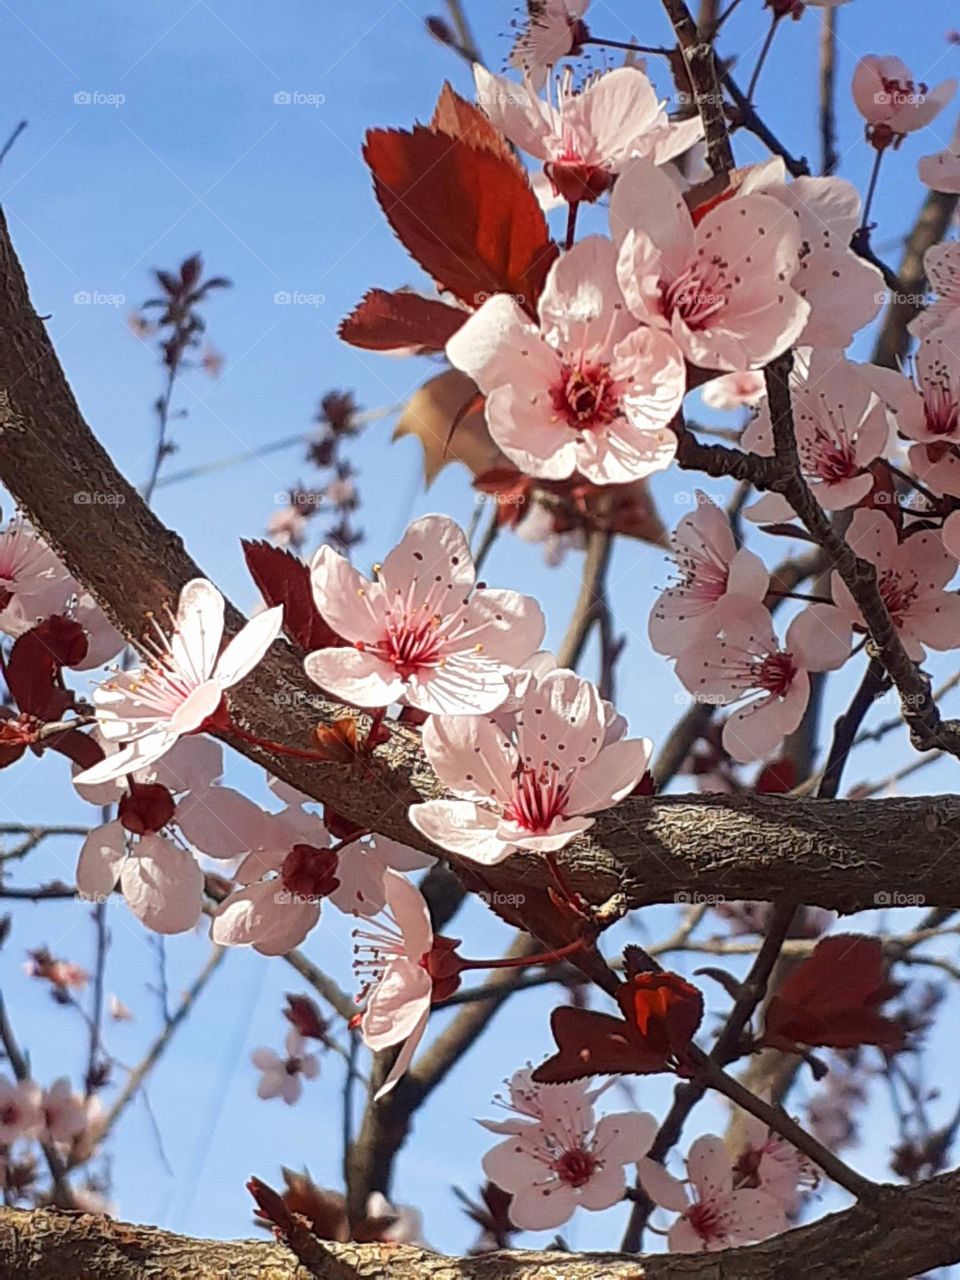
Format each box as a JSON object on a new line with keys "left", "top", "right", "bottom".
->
{"left": 564, "top": 201, "right": 579, "bottom": 252}
{"left": 712, "top": 0, "right": 743, "bottom": 33}
{"left": 580, "top": 36, "right": 672, "bottom": 55}
{"left": 859, "top": 146, "right": 886, "bottom": 235}
{"left": 746, "top": 16, "right": 781, "bottom": 105}
{"left": 225, "top": 719, "right": 350, "bottom": 764}
{"left": 545, "top": 850, "right": 582, "bottom": 911}
{"left": 456, "top": 937, "right": 586, "bottom": 972}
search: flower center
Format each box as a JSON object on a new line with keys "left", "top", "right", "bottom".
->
{"left": 800, "top": 420, "right": 858, "bottom": 484}
{"left": 0, "top": 1104, "right": 17, "bottom": 1126}
{"left": 662, "top": 264, "right": 728, "bottom": 331}
{"left": 878, "top": 570, "right": 918, "bottom": 626}
{"left": 688, "top": 1199, "right": 725, "bottom": 1242}
{"left": 757, "top": 651, "right": 798, "bottom": 697}
{"left": 552, "top": 1146, "right": 598, "bottom": 1188}
{"left": 550, "top": 362, "right": 620, "bottom": 433}
{"left": 923, "top": 384, "right": 960, "bottom": 438}
{"left": 880, "top": 75, "right": 928, "bottom": 107}
{"left": 504, "top": 765, "right": 570, "bottom": 833}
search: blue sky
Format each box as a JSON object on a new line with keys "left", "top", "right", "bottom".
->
{"left": 2, "top": 0, "right": 960, "bottom": 1259}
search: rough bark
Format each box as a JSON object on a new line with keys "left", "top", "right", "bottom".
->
{"left": 0, "top": 206, "right": 957, "bottom": 922}
{"left": 4, "top": 1171, "right": 960, "bottom": 1280}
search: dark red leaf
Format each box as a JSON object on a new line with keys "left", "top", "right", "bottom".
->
{"left": 429, "top": 83, "right": 520, "bottom": 166}
{"left": 363, "top": 125, "right": 557, "bottom": 315}
{"left": 241, "top": 540, "right": 341, "bottom": 651}
{"left": 762, "top": 934, "right": 905, "bottom": 1052}
{"left": 339, "top": 288, "right": 466, "bottom": 353}
{"left": 5, "top": 617, "right": 87, "bottom": 721}
{"left": 534, "top": 967, "right": 704, "bottom": 1084}
{"left": 43, "top": 727, "right": 105, "bottom": 772}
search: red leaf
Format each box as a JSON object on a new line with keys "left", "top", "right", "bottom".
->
{"left": 429, "top": 83, "right": 520, "bottom": 167}
{"left": 762, "top": 934, "right": 905, "bottom": 1052}
{"left": 363, "top": 126, "right": 557, "bottom": 315}
{"left": 5, "top": 617, "right": 87, "bottom": 721}
{"left": 339, "top": 288, "right": 466, "bottom": 353}
{"left": 755, "top": 758, "right": 796, "bottom": 794}
{"left": 534, "top": 967, "right": 704, "bottom": 1084}
{"left": 242, "top": 540, "right": 341, "bottom": 651}
{"left": 44, "top": 727, "right": 105, "bottom": 772}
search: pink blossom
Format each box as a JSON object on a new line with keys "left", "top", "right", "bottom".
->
{"left": 737, "top": 161, "right": 884, "bottom": 349}
{"left": 832, "top": 510, "right": 960, "bottom": 660}
{"left": 108, "top": 995, "right": 135, "bottom": 1022}
{"left": 447, "top": 237, "right": 684, "bottom": 485}
{"left": 354, "top": 870, "right": 436, "bottom": 1100}
{"left": 906, "top": 443, "right": 960, "bottom": 500}
{"left": 268, "top": 503, "right": 309, "bottom": 548}
{"left": 649, "top": 497, "right": 769, "bottom": 658}
{"left": 852, "top": 56, "right": 956, "bottom": 147}
{"left": 862, "top": 334, "right": 960, "bottom": 446}
{"left": 638, "top": 1135, "right": 787, "bottom": 1252}
{"left": 252, "top": 1029, "right": 320, "bottom": 1104}
{"left": 474, "top": 65, "right": 702, "bottom": 205}
{"left": 73, "top": 733, "right": 225, "bottom": 808}
{"left": 76, "top": 579, "right": 283, "bottom": 786}
{"left": 610, "top": 159, "right": 809, "bottom": 370}
{"left": 211, "top": 799, "right": 433, "bottom": 955}
{"left": 77, "top": 822, "right": 205, "bottom": 934}
{"left": 509, "top": 0, "right": 590, "bottom": 90}
{"left": 734, "top": 1110, "right": 819, "bottom": 1214}
{"left": 40, "top": 1078, "right": 87, "bottom": 1145}
{"left": 409, "top": 666, "right": 651, "bottom": 865}
{"left": 910, "top": 241, "right": 960, "bottom": 340}
{"left": 701, "top": 371, "right": 767, "bottom": 411}
{"left": 742, "top": 351, "right": 890, "bottom": 521}
{"left": 0, "top": 1077, "right": 43, "bottom": 1143}
{"left": 919, "top": 115, "right": 960, "bottom": 193}
{"left": 305, "top": 515, "right": 544, "bottom": 714}
{"left": 482, "top": 1075, "right": 656, "bottom": 1231}
{"left": 675, "top": 600, "right": 851, "bottom": 763}
{"left": 478, "top": 1068, "right": 602, "bottom": 1137}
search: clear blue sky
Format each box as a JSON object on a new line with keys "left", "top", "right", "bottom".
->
{"left": 2, "top": 0, "right": 959, "bottom": 1258}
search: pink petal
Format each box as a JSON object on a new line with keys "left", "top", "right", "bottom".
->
{"left": 76, "top": 820, "right": 126, "bottom": 898}
{"left": 564, "top": 736, "right": 652, "bottom": 814}
{"left": 304, "top": 647, "right": 404, "bottom": 707}
{"left": 120, "top": 834, "right": 203, "bottom": 934}
{"left": 214, "top": 605, "right": 283, "bottom": 687}
{"left": 172, "top": 579, "right": 225, "bottom": 684}
{"left": 421, "top": 713, "right": 517, "bottom": 801}
{"left": 362, "top": 959, "right": 432, "bottom": 1051}
{"left": 409, "top": 799, "right": 512, "bottom": 864}
{"left": 636, "top": 1156, "right": 690, "bottom": 1213}
{"left": 786, "top": 605, "right": 851, "bottom": 673}
{"left": 177, "top": 785, "right": 272, "bottom": 858}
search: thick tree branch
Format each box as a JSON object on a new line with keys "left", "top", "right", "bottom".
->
{"left": 5, "top": 1173, "right": 960, "bottom": 1279}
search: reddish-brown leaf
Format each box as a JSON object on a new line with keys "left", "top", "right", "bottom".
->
{"left": 242, "top": 540, "right": 341, "bottom": 651}
{"left": 429, "top": 83, "right": 520, "bottom": 166}
{"left": 534, "top": 966, "right": 704, "bottom": 1084}
{"left": 762, "top": 934, "right": 905, "bottom": 1052}
{"left": 5, "top": 616, "right": 87, "bottom": 722}
{"left": 313, "top": 716, "right": 361, "bottom": 763}
{"left": 363, "top": 125, "right": 557, "bottom": 314}
{"left": 339, "top": 288, "right": 466, "bottom": 353}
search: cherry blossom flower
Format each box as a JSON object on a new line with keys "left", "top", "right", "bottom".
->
{"left": 649, "top": 497, "right": 769, "bottom": 658}
{"left": 831, "top": 510, "right": 960, "bottom": 661}
{"left": 446, "top": 237, "right": 684, "bottom": 486}
{"left": 638, "top": 1136, "right": 787, "bottom": 1252}
{"left": 474, "top": 65, "right": 702, "bottom": 206}
{"left": 305, "top": 515, "right": 544, "bottom": 714}
{"left": 909, "top": 241, "right": 960, "bottom": 339}
{"left": 919, "top": 115, "right": 960, "bottom": 192}
{"left": 0, "top": 515, "right": 67, "bottom": 631}
{"left": 73, "top": 733, "right": 225, "bottom": 808}
{"left": 852, "top": 56, "right": 956, "bottom": 148}
{"left": 39, "top": 1078, "right": 87, "bottom": 1145}
{"left": 737, "top": 161, "right": 884, "bottom": 349}
{"left": 482, "top": 1074, "right": 656, "bottom": 1231}
{"left": 478, "top": 1068, "right": 602, "bottom": 1137}
{"left": 741, "top": 351, "right": 891, "bottom": 521}
{"left": 354, "top": 870, "right": 438, "bottom": 1100}
{"left": 252, "top": 1029, "right": 320, "bottom": 1104}
{"left": 77, "top": 822, "right": 205, "bottom": 934}
{"left": 734, "top": 1110, "right": 819, "bottom": 1214}
{"left": 701, "top": 371, "right": 767, "bottom": 411}
{"left": 610, "top": 159, "right": 809, "bottom": 371}
{"left": 409, "top": 666, "right": 651, "bottom": 865}
{"left": 76, "top": 579, "right": 283, "bottom": 786}
{"left": 862, "top": 334, "right": 960, "bottom": 447}
{"left": 0, "top": 1077, "right": 43, "bottom": 1143}
{"left": 108, "top": 995, "right": 135, "bottom": 1023}
{"left": 509, "top": 0, "right": 590, "bottom": 90}
{"left": 211, "top": 798, "right": 433, "bottom": 955}
{"left": 675, "top": 600, "right": 851, "bottom": 763}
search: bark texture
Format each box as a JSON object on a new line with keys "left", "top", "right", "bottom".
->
{"left": 3, "top": 1174, "right": 960, "bottom": 1280}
